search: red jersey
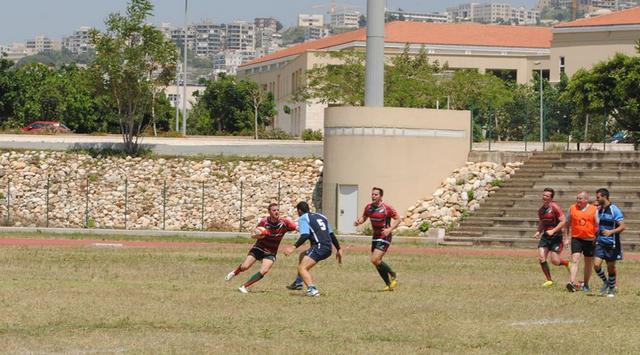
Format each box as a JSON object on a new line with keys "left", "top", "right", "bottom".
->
{"left": 253, "top": 217, "right": 297, "bottom": 255}
{"left": 363, "top": 202, "right": 398, "bottom": 240}
{"left": 538, "top": 202, "right": 563, "bottom": 236}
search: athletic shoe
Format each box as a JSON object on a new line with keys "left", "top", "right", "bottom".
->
{"left": 306, "top": 287, "right": 320, "bottom": 297}
{"left": 542, "top": 280, "right": 554, "bottom": 288}
{"left": 382, "top": 285, "right": 394, "bottom": 292}
{"left": 607, "top": 287, "right": 617, "bottom": 298}
{"left": 225, "top": 271, "right": 236, "bottom": 281}
{"left": 582, "top": 284, "right": 590, "bottom": 293}
{"left": 286, "top": 281, "right": 303, "bottom": 290}
{"left": 389, "top": 277, "right": 398, "bottom": 290}
{"left": 566, "top": 282, "right": 577, "bottom": 292}
{"left": 238, "top": 285, "right": 249, "bottom": 294}
{"left": 598, "top": 284, "right": 609, "bottom": 297}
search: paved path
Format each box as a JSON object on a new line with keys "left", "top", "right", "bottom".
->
{"left": 0, "top": 134, "right": 322, "bottom": 158}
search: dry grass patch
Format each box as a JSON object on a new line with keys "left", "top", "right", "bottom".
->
{"left": 0, "top": 244, "right": 639, "bottom": 353}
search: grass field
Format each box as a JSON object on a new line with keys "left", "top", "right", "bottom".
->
{"left": 1, "top": 239, "right": 639, "bottom": 354}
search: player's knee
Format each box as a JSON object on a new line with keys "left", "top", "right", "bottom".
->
{"left": 370, "top": 256, "right": 381, "bottom": 265}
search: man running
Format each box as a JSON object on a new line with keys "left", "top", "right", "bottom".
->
{"left": 533, "top": 187, "right": 570, "bottom": 288}
{"left": 284, "top": 201, "right": 343, "bottom": 297}
{"left": 564, "top": 191, "right": 598, "bottom": 292}
{"left": 225, "top": 203, "right": 297, "bottom": 293}
{"left": 593, "top": 188, "right": 626, "bottom": 297}
{"left": 354, "top": 187, "right": 400, "bottom": 291}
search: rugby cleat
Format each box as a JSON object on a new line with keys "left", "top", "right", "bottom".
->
{"left": 607, "top": 287, "right": 617, "bottom": 298}
{"left": 598, "top": 284, "right": 610, "bottom": 297}
{"left": 542, "top": 280, "right": 554, "bottom": 288}
{"left": 286, "top": 281, "right": 303, "bottom": 290}
{"left": 238, "top": 285, "right": 249, "bottom": 294}
{"left": 305, "top": 287, "right": 320, "bottom": 297}
{"left": 389, "top": 277, "right": 398, "bottom": 290}
{"left": 566, "top": 282, "right": 577, "bottom": 292}
{"left": 582, "top": 284, "right": 590, "bottom": 293}
{"left": 225, "top": 271, "right": 236, "bottom": 281}
{"left": 382, "top": 285, "right": 394, "bottom": 292}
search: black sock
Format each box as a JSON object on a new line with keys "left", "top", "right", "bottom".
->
{"left": 376, "top": 264, "right": 391, "bottom": 285}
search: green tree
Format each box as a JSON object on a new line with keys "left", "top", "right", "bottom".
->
{"left": 0, "top": 58, "right": 17, "bottom": 124}
{"left": 89, "top": 0, "right": 177, "bottom": 154}
{"left": 196, "top": 74, "right": 276, "bottom": 135}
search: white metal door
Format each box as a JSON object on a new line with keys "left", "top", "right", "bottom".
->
{"left": 337, "top": 184, "right": 358, "bottom": 234}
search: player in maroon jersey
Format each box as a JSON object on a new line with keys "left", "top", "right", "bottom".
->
{"left": 225, "top": 203, "right": 297, "bottom": 293}
{"left": 354, "top": 187, "right": 401, "bottom": 291}
{"left": 533, "top": 187, "right": 570, "bottom": 288}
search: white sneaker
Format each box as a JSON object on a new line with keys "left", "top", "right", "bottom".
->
{"left": 225, "top": 271, "right": 236, "bottom": 281}
{"left": 238, "top": 285, "right": 249, "bottom": 294}
{"left": 305, "top": 288, "right": 320, "bottom": 297}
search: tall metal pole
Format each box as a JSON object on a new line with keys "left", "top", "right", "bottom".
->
{"left": 364, "top": 0, "right": 385, "bottom": 107}
{"left": 539, "top": 68, "right": 544, "bottom": 150}
{"left": 181, "top": 0, "right": 188, "bottom": 135}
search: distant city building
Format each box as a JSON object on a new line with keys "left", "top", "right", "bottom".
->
{"left": 298, "top": 14, "right": 325, "bottom": 27}
{"left": 194, "top": 22, "right": 225, "bottom": 57}
{"left": 304, "top": 26, "right": 330, "bottom": 41}
{"left": 385, "top": 9, "right": 449, "bottom": 23}
{"left": 26, "top": 35, "right": 61, "bottom": 54}
{"left": 226, "top": 21, "right": 255, "bottom": 51}
{"left": 255, "top": 17, "right": 279, "bottom": 32}
{"left": 447, "top": 2, "right": 539, "bottom": 25}
{"left": 213, "top": 49, "right": 256, "bottom": 76}
{"left": 331, "top": 10, "right": 361, "bottom": 29}
{"left": 62, "top": 26, "right": 93, "bottom": 54}
{"left": 171, "top": 26, "right": 197, "bottom": 51}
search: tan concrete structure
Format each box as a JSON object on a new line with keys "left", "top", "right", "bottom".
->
{"left": 550, "top": 6, "right": 640, "bottom": 82}
{"left": 322, "top": 106, "right": 470, "bottom": 233}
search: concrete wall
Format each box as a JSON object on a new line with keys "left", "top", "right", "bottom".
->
{"left": 550, "top": 29, "right": 639, "bottom": 82}
{"left": 322, "top": 106, "right": 470, "bottom": 232}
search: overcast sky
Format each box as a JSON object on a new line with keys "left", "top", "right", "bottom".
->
{"left": 0, "top": 0, "right": 538, "bottom": 44}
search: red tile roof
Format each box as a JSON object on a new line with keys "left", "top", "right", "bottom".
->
{"left": 242, "top": 21, "right": 552, "bottom": 67}
{"left": 555, "top": 6, "right": 640, "bottom": 28}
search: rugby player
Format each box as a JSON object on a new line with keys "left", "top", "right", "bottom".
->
{"left": 225, "top": 203, "right": 297, "bottom": 293}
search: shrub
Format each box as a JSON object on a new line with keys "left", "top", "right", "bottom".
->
{"left": 302, "top": 129, "right": 323, "bottom": 141}
{"left": 419, "top": 221, "right": 430, "bottom": 233}
{"left": 490, "top": 179, "right": 503, "bottom": 187}
{"left": 258, "top": 128, "right": 294, "bottom": 140}
{"left": 467, "top": 190, "right": 475, "bottom": 201}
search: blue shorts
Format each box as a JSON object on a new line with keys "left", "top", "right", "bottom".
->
{"left": 305, "top": 245, "right": 331, "bottom": 262}
{"left": 594, "top": 243, "right": 623, "bottom": 261}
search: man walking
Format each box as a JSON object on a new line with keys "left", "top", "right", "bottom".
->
{"left": 284, "top": 202, "right": 343, "bottom": 297}
{"left": 593, "top": 188, "right": 626, "bottom": 297}
{"left": 533, "top": 188, "right": 570, "bottom": 288}
{"left": 354, "top": 187, "right": 400, "bottom": 291}
{"left": 564, "top": 192, "right": 598, "bottom": 292}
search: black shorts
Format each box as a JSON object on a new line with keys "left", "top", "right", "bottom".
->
{"left": 538, "top": 233, "right": 563, "bottom": 253}
{"left": 249, "top": 247, "right": 276, "bottom": 261}
{"left": 571, "top": 238, "right": 595, "bottom": 257}
{"left": 305, "top": 245, "right": 331, "bottom": 262}
{"left": 371, "top": 238, "right": 392, "bottom": 253}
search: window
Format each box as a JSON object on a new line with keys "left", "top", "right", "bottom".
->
{"left": 559, "top": 56, "right": 565, "bottom": 74}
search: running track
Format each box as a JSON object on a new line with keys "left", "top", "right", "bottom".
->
{"left": 1, "top": 237, "right": 639, "bottom": 260}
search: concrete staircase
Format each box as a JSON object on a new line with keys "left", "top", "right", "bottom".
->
{"left": 447, "top": 151, "right": 640, "bottom": 249}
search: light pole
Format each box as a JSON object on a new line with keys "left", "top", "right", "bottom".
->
{"left": 534, "top": 61, "right": 544, "bottom": 150}
{"left": 181, "top": 0, "right": 188, "bottom": 135}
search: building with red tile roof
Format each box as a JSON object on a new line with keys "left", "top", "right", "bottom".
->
{"left": 239, "top": 21, "right": 551, "bottom": 136}
{"left": 550, "top": 6, "right": 640, "bottom": 82}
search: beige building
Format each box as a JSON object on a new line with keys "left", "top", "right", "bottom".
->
{"left": 550, "top": 6, "right": 640, "bottom": 82}
{"left": 238, "top": 21, "right": 551, "bottom": 136}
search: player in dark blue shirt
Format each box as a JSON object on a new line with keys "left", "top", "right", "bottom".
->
{"left": 284, "top": 201, "right": 342, "bottom": 297}
{"left": 593, "top": 188, "right": 626, "bottom": 297}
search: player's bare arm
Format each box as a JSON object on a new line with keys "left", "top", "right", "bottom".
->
{"left": 382, "top": 215, "right": 401, "bottom": 237}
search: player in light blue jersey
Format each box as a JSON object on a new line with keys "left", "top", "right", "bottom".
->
{"left": 593, "top": 188, "right": 626, "bottom": 297}
{"left": 284, "top": 202, "right": 342, "bottom": 297}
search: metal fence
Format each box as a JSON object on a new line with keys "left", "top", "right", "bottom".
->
{"left": 0, "top": 174, "right": 316, "bottom": 232}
